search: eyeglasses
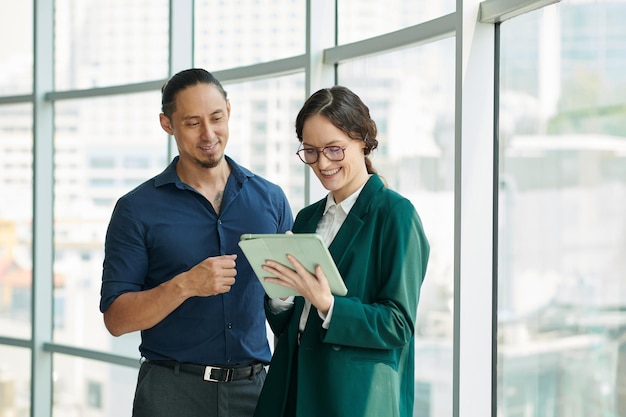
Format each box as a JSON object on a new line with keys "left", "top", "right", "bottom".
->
{"left": 296, "top": 145, "right": 347, "bottom": 164}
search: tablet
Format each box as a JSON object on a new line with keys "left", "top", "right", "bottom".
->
{"left": 238, "top": 233, "right": 348, "bottom": 299}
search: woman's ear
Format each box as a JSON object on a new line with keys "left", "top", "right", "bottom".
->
{"left": 359, "top": 138, "right": 370, "bottom": 155}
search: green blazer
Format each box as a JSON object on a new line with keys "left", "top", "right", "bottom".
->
{"left": 254, "top": 175, "right": 430, "bottom": 417}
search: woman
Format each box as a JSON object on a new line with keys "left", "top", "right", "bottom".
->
{"left": 254, "top": 86, "right": 430, "bottom": 417}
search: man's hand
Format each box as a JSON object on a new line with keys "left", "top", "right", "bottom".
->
{"left": 181, "top": 254, "right": 237, "bottom": 296}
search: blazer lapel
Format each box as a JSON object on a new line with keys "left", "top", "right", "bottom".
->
{"left": 328, "top": 175, "right": 385, "bottom": 267}
{"left": 297, "top": 201, "right": 326, "bottom": 233}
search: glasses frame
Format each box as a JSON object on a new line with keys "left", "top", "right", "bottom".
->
{"left": 296, "top": 145, "right": 348, "bottom": 164}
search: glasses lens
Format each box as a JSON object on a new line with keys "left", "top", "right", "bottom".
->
{"left": 297, "top": 149, "right": 316, "bottom": 164}
{"left": 323, "top": 146, "right": 344, "bottom": 161}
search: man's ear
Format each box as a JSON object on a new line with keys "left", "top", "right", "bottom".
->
{"left": 159, "top": 113, "right": 173, "bottom": 135}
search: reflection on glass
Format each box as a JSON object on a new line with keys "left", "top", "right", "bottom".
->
{"left": 0, "top": 2, "right": 32, "bottom": 95}
{"left": 498, "top": 1, "right": 626, "bottom": 416}
{"left": 0, "top": 346, "right": 30, "bottom": 415}
{"left": 0, "top": 104, "right": 33, "bottom": 338}
{"left": 54, "top": 0, "right": 169, "bottom": 90}
{"left": 222, "top": 73, "right": 306, "bottom": 212}
{"left": 53, "top": 93, "right": 165, "bottom": 355}
{"left": 339, "top": 39, "right": 455, "bottom": 417}
{"left": 337, "top": 0, "right": 455, "bottom": 44}
{"left": 194, "top": 0, "right": 305, "bottom": 71}
{"left": 52, "top": 354, "right": 137, "bottom": 416}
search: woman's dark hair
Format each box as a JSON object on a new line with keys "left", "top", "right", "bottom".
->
{"left": 161, "top": 68, "right": 227, "bottom": 119}
{"left": 295, "top": 86, "right": 379, "bottom": 174}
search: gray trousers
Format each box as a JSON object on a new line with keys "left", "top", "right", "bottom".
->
{"left": 132, "top": 361, "right": 266, "bottom": 417}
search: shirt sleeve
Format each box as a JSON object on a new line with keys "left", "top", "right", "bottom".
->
{"left": 318, "top": 296, "right": 335, "bottom": 329}
{"left": 268, "top": 296, "right": 295, "bottom": 313}
{"left": 99, "top": 197, "right": 149, "bottom": 313}
{"left": 276, "top": 188, "right": 294, "bottom": 234}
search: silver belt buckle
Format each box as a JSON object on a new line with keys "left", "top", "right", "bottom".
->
{"left": 203, "top": 366, "right": 233, "bottom": 382}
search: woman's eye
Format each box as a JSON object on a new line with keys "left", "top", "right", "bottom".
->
{"left": 327, "top": 147, "right": 342, "bottom": 154}
{"left": 304, "top": 149, "right": 316, "bottom": 155}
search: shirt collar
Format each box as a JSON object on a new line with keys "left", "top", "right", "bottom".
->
{"left": 323, "top": 178, "right": 369, "bottom": 215}
{"left": 154, "top": 155, "right": 253, "bottom": 188}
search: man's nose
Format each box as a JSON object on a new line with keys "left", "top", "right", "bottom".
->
{"left": 200, "top": 123, "right": 215, "bottom": 139}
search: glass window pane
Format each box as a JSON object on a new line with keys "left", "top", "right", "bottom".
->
{"left": 223, "top": 73, "right": 306, "bottom": 212}
{"left": 0, "top": 346, "right": 31, "bottom": 415}
{"left": 338, "top": 0, "right": 455, "bottom": 44}
{"left": 0, "top": 2, "right": 32, "bottom": 95}
{"left": 53, "top": 93, "right": 166, "bottom": 356}
{"left": 0, "top": 104, "right": 32, "bottom": 338}
{"left": 338, "top": 38, "right": 455, "bottom": 417}
{"left": 54, "top": 0, "right": 169, "bottom": 90}
{"left": 194, "top": 0, "right": 305, "bottom": 71}
{"left": 52, "top": 355, "right": 136, "bottom": 416}
{"left": 498, "top": 2, "right": 626, "bottom": 417}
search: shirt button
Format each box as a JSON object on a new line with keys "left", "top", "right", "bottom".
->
{"left": 228, "top": 322, "right": 233, "bottom": 329}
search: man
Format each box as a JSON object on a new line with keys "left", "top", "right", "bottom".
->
{"left": 100, "top": 68, "right": 293, "bottom": 417}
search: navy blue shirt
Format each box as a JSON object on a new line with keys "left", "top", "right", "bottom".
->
{"left": 100, "top": 156, "right": 293, "bottom": 365}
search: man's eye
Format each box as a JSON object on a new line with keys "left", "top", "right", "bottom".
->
{"left": 187, "top": 122, "right": 200, "bottom": 127}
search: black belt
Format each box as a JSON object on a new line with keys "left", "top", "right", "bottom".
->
{"left": 146, "top": 360, "right": 264, "bottom": 382}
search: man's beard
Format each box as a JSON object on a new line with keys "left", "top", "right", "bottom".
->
{"left": 196, "top": 153, "right": 223, "bottom": 169}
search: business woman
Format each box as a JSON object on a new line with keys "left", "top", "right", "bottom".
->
{"left": 254, "top": 86, "right": 430, "bottom": 417}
